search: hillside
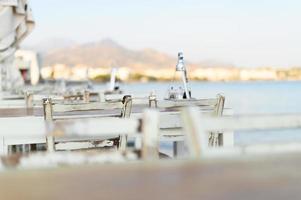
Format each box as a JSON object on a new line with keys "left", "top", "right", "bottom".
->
{"left": 35, "top": 39, "right": 301, "bottom": 82}
{"left": 42, "top": 39, "right": 186, "bottom": 71}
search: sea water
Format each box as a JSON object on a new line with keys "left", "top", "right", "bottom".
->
{"left": 119, "top": 81, "right": 301, "bottom": 146}
{"left": 95, "top": 81, "right": 301, "bottom": 146}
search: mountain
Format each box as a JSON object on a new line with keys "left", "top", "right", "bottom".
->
{"left": 40, "top": 38, "right": 234, "bottom": 70}
{"left": 42, "top": 39, "right": 196, "bottom": 70}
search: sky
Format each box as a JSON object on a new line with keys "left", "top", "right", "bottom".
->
{"left": 24, "top": 0, "right": 301, "bottom": 67}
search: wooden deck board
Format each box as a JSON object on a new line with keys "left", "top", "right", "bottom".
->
{"left": 0, "top": 155, "right": 301, "bottom": 200}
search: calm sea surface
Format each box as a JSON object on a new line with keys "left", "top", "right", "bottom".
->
{"left": 122, "top": 81, "right": 301, "bottom": 114}
{"left": 118, "top": 81, "right": 301, "bottom": 146}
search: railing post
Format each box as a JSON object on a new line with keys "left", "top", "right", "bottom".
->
{"left": 209, "top": 94, "right": 225, "bottom": 147}
{"left": 83, "top": 90, "right": 90, "bottom": 103}
{"left": 149, "top": 92, "right": 157, "bottom": 108}
{"left": 25, "top": 92, "right": 33, "bottom": 109}
{"left": 119, "top": 95, "right": 133, "bottom": 152}
{"left": 181, "top": 107, "right": 207, "bottom": 159}
{"left": 121, "top": 95, "right": 132, "bottom": 118}
{"left": 43, "top": 98, "right": 55, "bottom": 152}
{"left": 99, "top": 92, "right": 106, "bottom": 103}
{"left": 141, "top": 110, "right": 160, "bottom": 160}
{"left": 214, "top": 94, "right": 225, "bottom": 116}
{"left": 43, "top": 98, "right": 53, "bottom": 121}
{"left": 46, "top": 135, "right": 55, "bottom": 153}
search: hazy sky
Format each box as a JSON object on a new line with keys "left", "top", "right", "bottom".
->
{"left": 24, "top": 0, "right": 301, "bottom": 67}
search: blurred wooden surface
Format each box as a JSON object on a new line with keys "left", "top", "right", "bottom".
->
{"left": 1, "top": 154, "right": 301, "bottom": 200}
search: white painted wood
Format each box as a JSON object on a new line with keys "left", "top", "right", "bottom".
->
{"left": 142, "top": 110, "right": 160, "bottom": 160}
{"left": 182, "top": 107, "right": 301, "bottom": 158}
{"left": 158, "top": 109, "right": 232, "bottom": 129}
{"left": 159, "top": 113, "right": 182, "bottom": 129}
{"left": 0, "top": 116, "right": 139, "bottom": 155}
{"left": 53, "top": 113, "right": 119, "bottom": 120}
{"left": 221, "top": 109, "right": 234, "bottom": 147}
{"left": 195, "top": 114, "right": 301, "bottom": 132}
{"left": 50, "top": 118, "right": 139, "bottom": 138}
{"left": 0, "top": 117, "right": 139, "bottom": 138}
{"left": 0, "top": 94, "right": 24, "bottom": 100}
{"left": 0, "top": 117, "right": 45, "bottom": 137}
{"left": 209, "top": 94, "right": 225, "bottom": 147}
{"left": 41, "top": 96, "right": 130, "bottom": 152}
{"left": 222, "top": 131, "right": 234, "bottom": 147}
{"left": 120, "top": 96, "right": 132, "bottom": 118}
{"left": 55, "top": 136, "right": 119, "bottom": 143}
{"left": 55, "top": 140, "right": 114, "bottom": 151}
{"left": 0, "top": 99, "right": 25, "bottom": 108}
{"left": 149, "top": 93, "right": 157, "bottom": 108}
{"left": 158, "top": 108, "right": 233, "bottom": 142}
{"left": 0, "top": 136, "right": 4, "bottom": 155}
{"left": 189, "top": 107, "right": 301, "bottom": 134}
{"left": 4, "top": 136, "right": 45, "bottom": 145}
{"left": 46, "top": 136, "right": 55, "bottom": 152}
{"left": 33, "top": 94, "right": 64, "bottom": 102}
{"left": 1, "top": 135, "right": 120, "bottom": 156}
{"left": 103, "top": 95, "right": 220, "bottom": 109}
{"left": 160, "top": 128, "right": 182, "bottom": 137}
{"left": 181, "top": 107, "right": 208, "bottom": 158}
{"left": 83, "top": 91, "right": 90, "bottom": 103}
{"left": 160, "top": 135, "right": 185, "bottom": 142}
{"left": 118, "top": 96, "right": 133, "bottom": 152}
{"left": 3, "top": 137, "right": 8, "bottom": 155}
{"left": 99, "top": 92, "right": 106, "bottom": 103}
{"left": 43, "top": 98, "right": 53, "bottom": 121}
{"left": 53, "top": 102, "right": 123, "bottom": 113}
{"left": 0, "top": 117, "right": 45, "bottom": 155}
{"left": 25, "top": 92, "right": 33, "bottom": 108}
{"left": 157, "top": 98, "right": 219, "bottom": 108}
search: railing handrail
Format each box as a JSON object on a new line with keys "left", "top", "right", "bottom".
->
{"left": 181, "top": 107, "right": 301, "bottom": 158}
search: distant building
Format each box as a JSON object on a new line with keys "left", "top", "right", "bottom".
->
{"left": 192, "top": 68, "right": 240, "bottom": 81}
{"left": 240, "top": 68, "right": 278, "bottom": 81}
{"left": 52, "top": 64, "right": 71, "bottom": 80}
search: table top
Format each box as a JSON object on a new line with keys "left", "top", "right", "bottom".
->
{"left": 0, "top": 154, "right": 301, "bottom": 200}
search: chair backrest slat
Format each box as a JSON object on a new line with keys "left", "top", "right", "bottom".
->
{"left": 53, "top": 102, "right": 123, "bottom": 113}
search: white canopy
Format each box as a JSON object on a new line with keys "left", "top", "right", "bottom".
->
{"left": 0, "top": 0, "right": 35, "bottom": 91}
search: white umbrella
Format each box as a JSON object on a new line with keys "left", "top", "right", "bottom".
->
{"left": 0, "top": 0, "right": 35, "bottom": 91}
